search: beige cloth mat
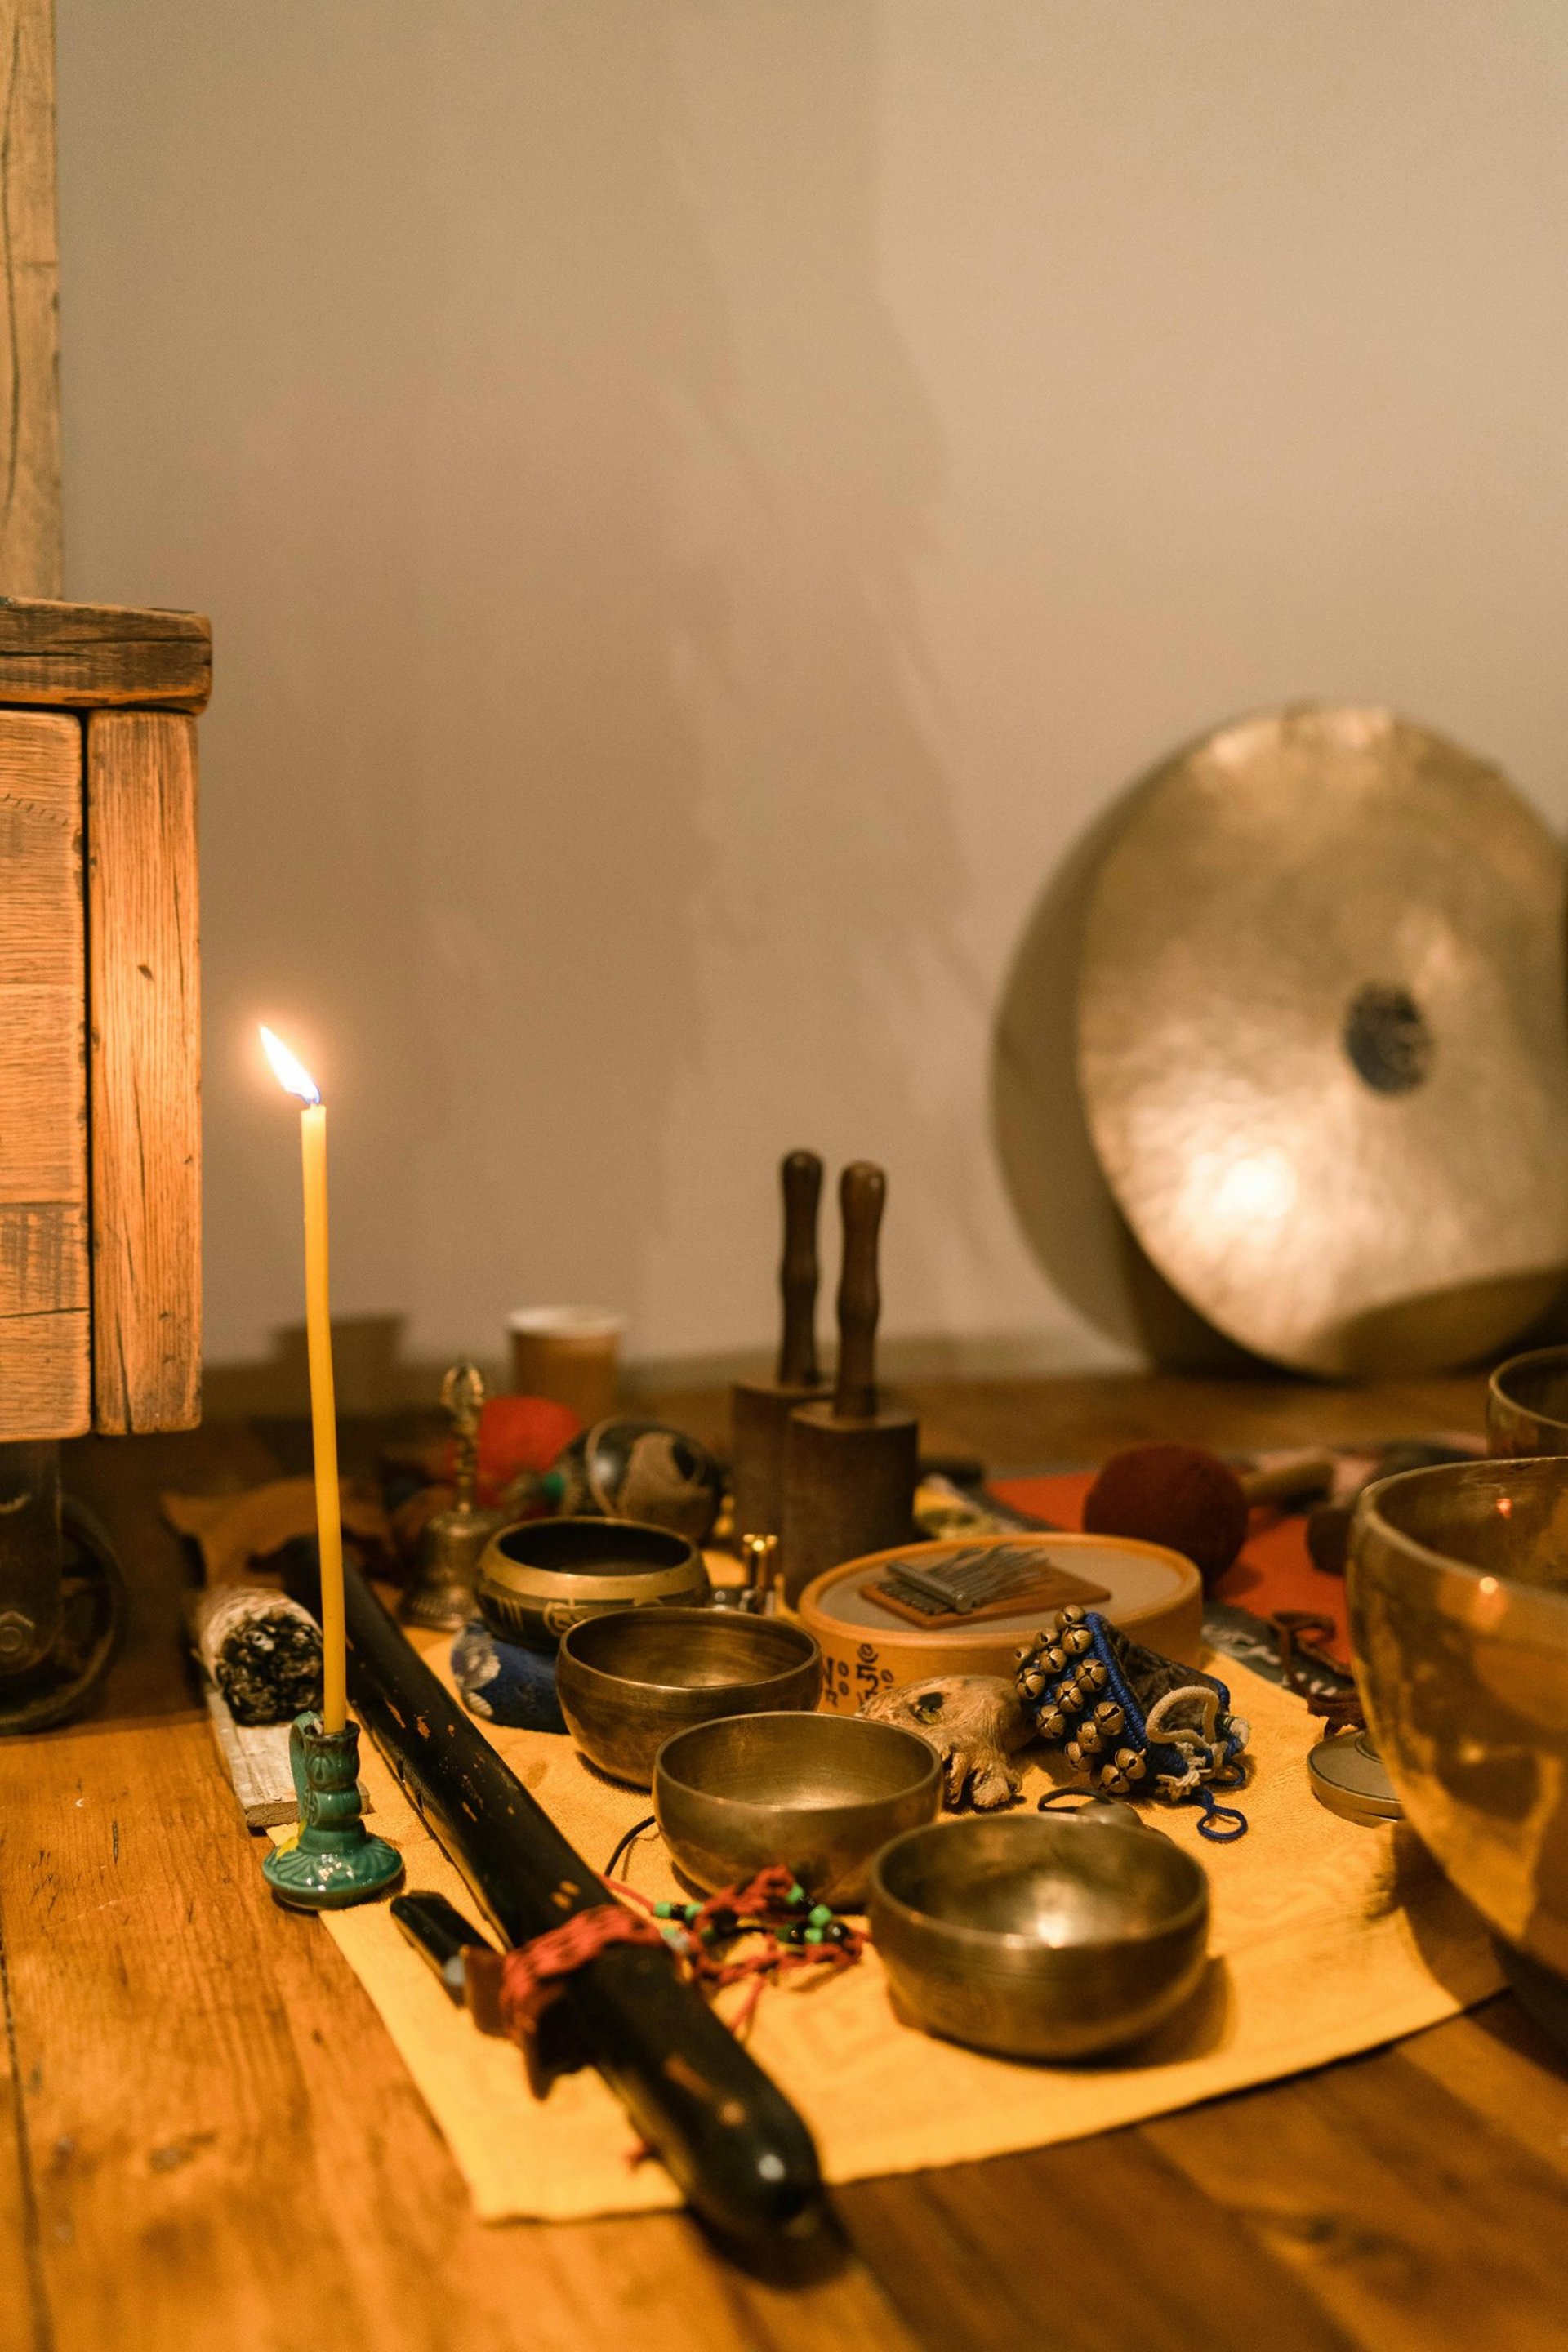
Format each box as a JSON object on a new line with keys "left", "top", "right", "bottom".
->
{"left": 272, "top": 1651, "right": 1502, "bottom": 2222}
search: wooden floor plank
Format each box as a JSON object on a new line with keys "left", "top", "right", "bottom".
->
{"left": 0, "top": 1706, "right": 918, "bottom": 2352}
{"left": 839, "top": 2132, "right": 1361, "bottom": 2352}
{"left": 1397, "top": 1999, "right": 1568, "bottom": 2177}
{"left": 641, "top": 1368, "right": 1488, "bottom": 1474}
{"left": 1143, "top": 2045, "right": 1568, "bottom": 2352}
{"left": 0, "top": 1895, "right": 46, "bottom": 2352}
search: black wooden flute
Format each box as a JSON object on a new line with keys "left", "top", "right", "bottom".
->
{"left": 329, "top": 1557, "right": 824, "bottom": 2243}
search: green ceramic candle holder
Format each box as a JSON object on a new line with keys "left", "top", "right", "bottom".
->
{"left": 261, "top": 1712, "right": 403, "bottom": 1910}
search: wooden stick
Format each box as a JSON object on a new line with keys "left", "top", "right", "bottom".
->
{"left": 777, "top": 1150, "right": 822, "bottom": 1387}
{"left": 329, "top": 1558, "right": 824, "bottom": 2246}
{"left": 835, "top": 1161, "right": 884, "bottom": 1420}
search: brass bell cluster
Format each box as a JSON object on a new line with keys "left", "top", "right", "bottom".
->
{"left": 1014, "top": 1606, "right": 1149, "bottom": 1798}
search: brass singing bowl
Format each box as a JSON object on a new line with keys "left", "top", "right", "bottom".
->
{"left": 475, "top": 1516, "right": 710, "bottom": 1650}
{"left": 868, "top": 1805, "right": 1209, "bottom": 2060}
{"left": 1487, "top": 1346, "right": 1568, "bottom": 1459}
{"left": 1348, "top": 1457, "right": 1568, "bottom": 1976}
{"left": 556, "top": 1607, "right": 822, "bottom": 1789}
{"left": 653, "top": 1712, "right": 941, "bottom": 1907}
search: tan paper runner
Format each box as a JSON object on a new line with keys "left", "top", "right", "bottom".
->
{"left": 272, "top": 1654, "right": 1501, "bottom": 2221}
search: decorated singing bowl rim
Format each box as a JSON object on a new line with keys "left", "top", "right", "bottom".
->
{"left": 867, "top": 1808, "right": 1209, "bottom": 1963}
{"left": 1487, "top": 1344, "right": 1568, "bottom": 1455}
{"left": 475, "top": 1515, "right": 710, "bottom": 1644}
{"left": 867, "top": 1811, "right": 1209, "bottom": 2057}
{"left": 558, "top": 1606, "right": 820, "bottom": 1700}
{"left": 556, "top": 1609, "right": 822, "bottom": 1787}
{"left": 1351, "top": 1457, "right": 1568, "bottom": 1642}
{"left": 654, "top": 1708, "right": 941, "bottom": 1813}
{"left": 653, "top": 1710, "right": 942, "bottom": 1904}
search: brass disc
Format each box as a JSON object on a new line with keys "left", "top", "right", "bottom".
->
{"left": 1078, "top": 706, "right": 1568, "bottom": 1375}
{"left": 1307, "top": 1729, "right": 1402, "bottom": 1827}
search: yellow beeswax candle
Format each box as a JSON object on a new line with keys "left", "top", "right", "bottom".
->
{"left": 261, "top": 1026, "right": 347, "bottom": 1733}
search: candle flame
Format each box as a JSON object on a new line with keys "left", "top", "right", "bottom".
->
{"left": 260, "top": 1024, "right": 321, "bottom": 1105}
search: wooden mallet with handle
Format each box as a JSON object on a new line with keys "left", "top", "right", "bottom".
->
{"left": 780, "top": 1161, "right": 919, "bottom": 1608}
{"left": 729, "top": 1151, "right": 830, "bottom": 1542}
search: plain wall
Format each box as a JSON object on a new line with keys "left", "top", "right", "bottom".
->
{"left": 56, "top": 2, "right": 1568, "bottom": 1403}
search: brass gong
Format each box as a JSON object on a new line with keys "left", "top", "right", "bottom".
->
{"left": 1077, "top": 706, "right": 1568, "bottom": 1376}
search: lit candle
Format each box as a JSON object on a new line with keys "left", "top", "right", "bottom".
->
{"left": 260, "top": 1025, "right": 346, "bottom": 1734}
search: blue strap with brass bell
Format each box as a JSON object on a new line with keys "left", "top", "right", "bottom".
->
{"left": 1014, "top": 1606, "right": 1250, "bottom": 1841}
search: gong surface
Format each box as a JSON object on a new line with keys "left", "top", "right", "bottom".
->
{"left": 1078, "top": 706, "right": 1568, "bottom": 1375}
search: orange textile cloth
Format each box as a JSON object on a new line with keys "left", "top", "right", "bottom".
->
{"left": 989, "top": 1472, "right": 1351, "bottom": 1663}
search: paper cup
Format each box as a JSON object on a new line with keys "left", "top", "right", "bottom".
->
{"left": 506, "top": 1307, "right": 626, "bottom": 1427}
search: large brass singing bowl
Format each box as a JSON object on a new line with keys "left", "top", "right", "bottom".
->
{"left": 653, "top": 1712, "right": 941, "bottom": 1907}
{"left": 556, "top": 1607, "right": 821, "bottom": 1790}
{"left": 868, "top": 1805, "right": 1209, "bottom": 2060}
{"left": 1487, "top": 1345, "right": 1568, "bottom": 1459}
{"left": 1348, "top": 1457, "right": 1568, "bottom": 1975}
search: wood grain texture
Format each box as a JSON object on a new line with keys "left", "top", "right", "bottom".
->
{"left": 198, "top": 1684, "right": 304, "bottom": 1830}
{"left": 1142, "top": 2050, "right": 1568, "bottom": 2352}
{"left": 839, "top": 2136, "right": 1361, "bottom": 2352}
{"left": 0, "top": 598, "right": 210, "bottom": 710}
{"left": 1400, "top": 1997, "right": 1568, "bottom": 2173}
{"left": 0, "top": 1717, "right": 920, "bottom": 2352}
{"left": 646, "top": 1365, "right": 1494, "bottom": 1472}
{"left": 0, "top": 2, "right": 60, "bottom": 601}
{"left": 87, "top": 710, "right": 200, "bottom": 1434}
{"left": 7, "top": 1377, "right": 1562, "bottom": 2352}
{"left": 0, "top": 707, "right": 86, "bottom": 1437}
{"left": 0, "top": 1882, "right": 45, "bottom": 2352}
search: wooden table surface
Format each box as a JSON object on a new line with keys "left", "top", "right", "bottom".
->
{"left": 2, "top": 1371, "right": 1566, "bottom": 2352}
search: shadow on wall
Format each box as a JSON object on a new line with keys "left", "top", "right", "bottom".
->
{"left": 989, "top": 784, "right": 1265, "bottom": 1377}
{"left": 200, "top": 1316, "right": 458, "bottom": 1420}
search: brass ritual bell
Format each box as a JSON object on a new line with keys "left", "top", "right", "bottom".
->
{"left": 402, "top": 1362, "right": 503, "bottom": 1632}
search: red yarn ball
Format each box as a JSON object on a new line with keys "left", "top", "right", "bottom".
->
{"left": 444, "top": 1393, "right": 583, "bottom": 1508}
{"left": 1081, "top": 1441, "right": 1249, "bottom": 1588}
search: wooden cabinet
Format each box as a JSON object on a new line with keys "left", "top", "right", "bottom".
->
{"left": 0, "top": 597, "right": 209, "bottom": 1440}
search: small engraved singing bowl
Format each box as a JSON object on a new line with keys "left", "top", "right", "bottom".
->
{"left": 556, "top": 1607, "right": 822, "bottom": 1789}
{"left": 653, "top": 1712, "right": 942, "bottom": 1907}
{"left": 867, "top": 1806, "right": 1210, "bottom": 2060}
{"left": 475, "top": 1517, "right": 710, "bottom": 1650}
{"left": 1487, "top": 1346, "right": 1568, "bottom": 1459}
